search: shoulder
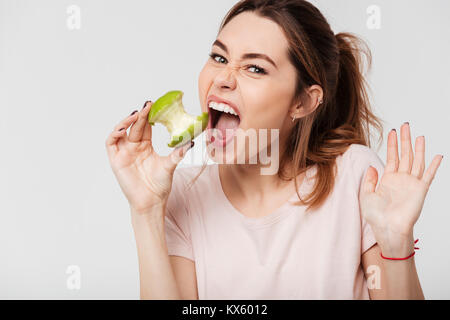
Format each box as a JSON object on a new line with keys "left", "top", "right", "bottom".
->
{"left": 171, "top": 164, "right": 215, "bottom": 194}
{"left": 173, "top": 164, "right": 213, "bottom": 182}
{"left": 339, "top": 143, "right": 385, "bottom": 170}
{"left": 167, "top": 164, "right": 215, "bottom": 219}
{"left": 337, "top": 143, "right": 385, "bottom": 189}
{"left": 341, "top": 143, "right": 382, "bottom": 161}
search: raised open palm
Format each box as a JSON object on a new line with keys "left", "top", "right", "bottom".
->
{"left": 359, "top": 123, "right": 443, "bottom": 249}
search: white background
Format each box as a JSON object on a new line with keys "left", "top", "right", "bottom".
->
{"left": 1, "top": 0, "right": 449, "bottom": 299}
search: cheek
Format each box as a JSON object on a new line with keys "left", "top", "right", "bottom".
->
{"left": 242, "top": 81, "right": 290, "bottom": 129}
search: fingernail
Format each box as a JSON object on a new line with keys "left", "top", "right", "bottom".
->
{"left": 190, "top": 141, "right": 195, "bottom": 148}
{"left": 142, "top": 101, "right": 152, "bottom": 109}
{"left": 404, "top": 122, "right": 410, "bottom": 126}
{"left": 130, "top": 110, "right": 138, "bottom": 116}
{"left": 119, "top": 128, "right": 125, "bottom": 131}
{"left": 391, "top": 128, "right": 396, "bottom": 132}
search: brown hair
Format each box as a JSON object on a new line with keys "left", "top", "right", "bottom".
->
{"left": 188, "top": 0, "right": 384, "bottom": 212}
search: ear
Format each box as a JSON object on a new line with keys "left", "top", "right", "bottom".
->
{"left": 289, "top": 85, "right": 324, "bottom": 118}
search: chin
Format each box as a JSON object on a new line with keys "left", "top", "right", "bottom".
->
{"left": 205, "top": 133, "right": 261, "bottom": 165}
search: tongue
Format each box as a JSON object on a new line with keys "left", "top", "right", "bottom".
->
{"left": 216, "top": 113, "right": 240, "bottom": 140}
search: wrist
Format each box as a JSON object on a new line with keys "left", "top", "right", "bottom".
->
{"left": 130, "top": 203, "right": 166, "bottom": 226}
{"left": 377, "top": 231, "right": 415, "bottom": 258}
{"left": 130, "top": 202, "right": 166, "bottom": 216}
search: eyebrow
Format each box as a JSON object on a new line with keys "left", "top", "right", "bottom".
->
{"left": 212, "top": 39, "right": 278, "bottom": 69}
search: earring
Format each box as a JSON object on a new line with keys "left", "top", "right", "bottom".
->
{"left": 292, "top": 114, "right": 296, "bottom": 122}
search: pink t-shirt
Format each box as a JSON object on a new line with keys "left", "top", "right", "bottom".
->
{"left": 165, "top": 143, "right": 385, "bottom": 299}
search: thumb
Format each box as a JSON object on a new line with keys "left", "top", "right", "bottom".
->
{"left": 163, "top": 141, "right": 195, "bottom": 173}
{"left": 361, "top": 166, "right": 378, "bottom": 195}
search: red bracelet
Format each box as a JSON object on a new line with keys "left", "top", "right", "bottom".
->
{"left": 380, "top": 239, "right": 419, "bottom": 261}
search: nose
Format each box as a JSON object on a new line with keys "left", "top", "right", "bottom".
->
{"left": 213, "top": 65, "right": 237, "bottom": 90}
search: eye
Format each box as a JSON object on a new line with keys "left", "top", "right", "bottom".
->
{"left": 208, "top": 52, "right": 268, "bottom": 75}
{"left": 247, "top": 64, "right": 267, "bottom": 75}
{"left": 209, "top": 53, "right": 227, "bottom": 64}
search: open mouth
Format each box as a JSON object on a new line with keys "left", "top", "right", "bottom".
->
{"left": 207, "top": 102, "right": 241, "bottom": 147}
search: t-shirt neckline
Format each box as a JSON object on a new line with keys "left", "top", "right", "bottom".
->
{"left": 212, "top": 163, "right": 316, "bottom": 229}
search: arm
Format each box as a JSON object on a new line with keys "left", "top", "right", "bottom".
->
{"left": 359, "top": 123, "right": 443, "bottom": 300}
{"left": 170, "top": 256, "right": 198, "bottom": 299}
{"left": 362, "top": 243, "right": 424, "bottom": 299}
{"left": 132, "top": 205, "right": 198, "bottom": 300}
{"left": 105, "top": 101, "right": 198, "bottom": 300}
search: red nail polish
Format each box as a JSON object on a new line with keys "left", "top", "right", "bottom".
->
{"left": 119, "top": 128, "right": 125, "bottom": 131}
{"left": 130, "top": 110, "right": 138, "bottom": 116}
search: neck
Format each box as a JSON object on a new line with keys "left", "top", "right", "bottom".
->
{"left": 218, "top": 160, "right": 303, "bottom": 202}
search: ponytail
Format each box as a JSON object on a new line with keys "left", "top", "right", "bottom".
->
{"left": 334, "top": 32, "right": 383, "bottom": 148}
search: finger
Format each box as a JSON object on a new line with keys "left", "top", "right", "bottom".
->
{"left": 129, "top": 101, "right": 152, "bottom": 143}
{"left": 361, "top": 166, "right": 378, "bottom": 195}
{"left": 113, "top": 110, "right": 139, "bottom": 132}
{"left": 108, "top": 110, "right": 140, "bottom": 155}
{"left": 422, "top": 155, "right": 444, "bottom": 187}
{"left": 411, "top": 136, "right": 425, "bottom": 179}
{"left": 385, "top": 129, "right": 399, "bottom": 174}
{"left": 163, "top": 141, "right": 195, "bottom": 173}
{"left": 141, "top": 120, "right": 152, "bottom": 142}
{"left": 398, "top": 122, "right": 414, "bottom": 174}
{"left": 141, "top": 102, "right": 153, "bottom": 142}
{"left": 105, "top": 127, "right": 127, "bottom": 158}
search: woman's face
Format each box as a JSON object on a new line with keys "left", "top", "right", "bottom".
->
{"left": 198, "top": 11, "right": 298, "bottom": 164}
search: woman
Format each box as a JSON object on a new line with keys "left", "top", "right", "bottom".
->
{"left": 105, "top": 0, "right": 443, "bottom": 299}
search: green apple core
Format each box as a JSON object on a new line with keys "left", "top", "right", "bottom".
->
{"left": 148, "top": 91, "right": 208, "bottom": 148}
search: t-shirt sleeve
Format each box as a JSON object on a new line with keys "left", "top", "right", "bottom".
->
{"left": 350, "top": 144, "right": 386, "bottom": 255}
{"left": 164, "top": 169, "right": 194, "bottom": 261}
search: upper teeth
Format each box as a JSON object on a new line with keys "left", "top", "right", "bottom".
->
{"left": 208, "top": 101, "right": 238, "bottom": 116}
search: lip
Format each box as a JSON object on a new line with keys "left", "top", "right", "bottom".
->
{"left": 206, "top": 95, "right": 241, "bottom": 119}
{"left": 205, "top": 95, "right": 241, "bottom": 145}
